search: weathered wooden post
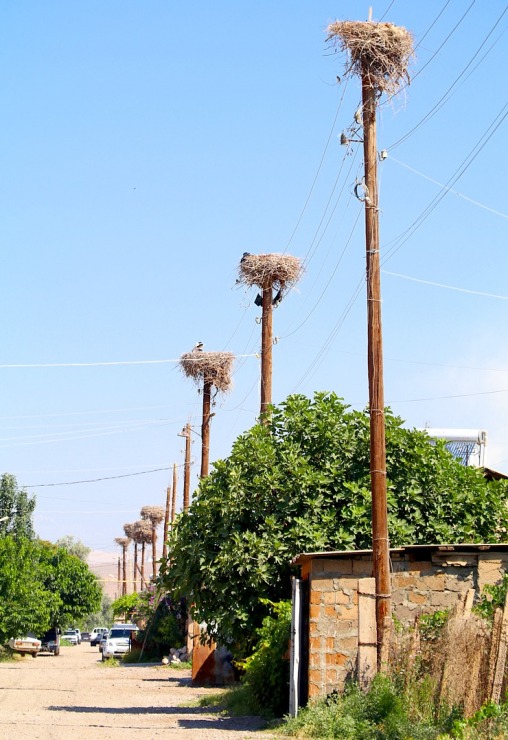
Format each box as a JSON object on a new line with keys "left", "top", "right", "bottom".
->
{"left": 326, "top": 18, "right": 414, "bottom": 668}
{"left": 237, "top": 253, "right": 302, "bottom": 420}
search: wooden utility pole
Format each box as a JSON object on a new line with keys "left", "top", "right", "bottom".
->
{"left": 171, "top": 463, "right": 177, "bottom": 522}
{"left": 260, "top": 283, "right": 273, "bottom": 417}
{"left": 201, "top": 380, "right": 212, "bottom": 477}
{"left": 183, "top": 423, "right": 192, "bottom": 511}
{"left": 361, "top": 58, "right": 391, "bottom": 665}
{"left": 133, "top": 542, "right": 138, "bottom": 592}
{"left": 117, "top": 556, "right": 121, "bottom": 599}
{"left": 122, "top": 543, "right": 127, "bottom": 596}
{"left": 162, "top": 485, "right": 171, "bottom": 560}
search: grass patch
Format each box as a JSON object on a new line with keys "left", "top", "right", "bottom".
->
{"left": 100, "top": 657, "right": 119, "bottom": 667}
{"left": 121, "top": 649, "right": 159, "bottom": 664}
{"left": 194, "top": 686, "right": 272, "bottom": 718}
{"left": 169, "top": 659, "right": 192, "bottom": 670}
{"left": 280, "top": 674, "right": 462, "bottom": 739}
{"left": 60, "top": 639, "right": 74, "bottom": 646}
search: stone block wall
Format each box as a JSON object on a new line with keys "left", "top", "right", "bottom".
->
{"left": 305, "top": 549, "right": 508, "bottom": 699}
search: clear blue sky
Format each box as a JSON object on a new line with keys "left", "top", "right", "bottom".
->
{"left": 1, "top": 1, "right": 507, "bottom": 554}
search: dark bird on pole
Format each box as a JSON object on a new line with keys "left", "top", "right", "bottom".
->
{"left": 254, "top": 293, "right": 263, "bottom": 307}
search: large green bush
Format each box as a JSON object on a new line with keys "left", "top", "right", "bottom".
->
{"left": 163, "top": 392, "right": 508, "bottom": 649}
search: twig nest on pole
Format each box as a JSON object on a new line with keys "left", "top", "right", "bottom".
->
{"left": 179, "top": 350, "right": 234, "bottom": 393}
{"left": 114, "top": 536, "right": 130, "bottom": 547}
{"left": 140, "top": 505, "right": 165, "bottom": 525}
{"left": 238, "top": 253, "right": 302, "bottom": 292}
{"left": 133, "top": 519, "right": 152, "bottom": 544}
{"left": 326, "top": 21, "right": 414, "bottom": 95}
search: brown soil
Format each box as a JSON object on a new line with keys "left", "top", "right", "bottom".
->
{"left": 0, "top": 644, "right": 277, "bottom": 739}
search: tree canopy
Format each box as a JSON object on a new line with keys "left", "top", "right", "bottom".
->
{"left": 0, "top": 537, "right": 102, "bottom": 642}
{"left": 0, "top": 474, "right": 36, "bottom": 539}
{"left": 162, "top": 392, "right": 508, "bottom": 649}
{"left": 55, "top": 535, "right": 91, "bottom": 562}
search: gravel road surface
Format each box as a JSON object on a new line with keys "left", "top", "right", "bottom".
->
{"left": 0, "top": 644, "right": 276, "bottom": 739}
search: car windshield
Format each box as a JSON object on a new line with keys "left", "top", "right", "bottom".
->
{"left": 109, "top": 629, "right": 133, "bottom": 638}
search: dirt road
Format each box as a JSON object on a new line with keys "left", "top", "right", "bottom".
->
{"left": 0, "top": 644, "right": 276, "bottom": 739}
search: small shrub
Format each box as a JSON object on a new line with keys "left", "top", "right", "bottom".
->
{"left": 281, "top": 674, "right": 462, "bottom": 739}
{"left": 474, "top": 573, "right": 508, "bottom": 622}
{"left": 235, "top": 600, "right": 292, "bottom": 718}
{"left": 100, "top": 657, "right": 119, "bottom": 667}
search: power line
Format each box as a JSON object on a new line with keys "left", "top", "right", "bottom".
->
{"left": 0, "top": 354, "right": 257, "bottom": 369}
{"left": 382, "top": 270, "right": 508, "bottom": 300}
{"left": 388, "top": 156, "right": 508, "bottom": 220}
{"left": 382, "top": 100, "right": 508, "bottom": 263}
{"left": 23, "top": 464, "right": 183, "bottom": 488}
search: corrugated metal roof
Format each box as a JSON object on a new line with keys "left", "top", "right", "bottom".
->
{"left": 292, "top": 542, "right": 508, "bottom": 566}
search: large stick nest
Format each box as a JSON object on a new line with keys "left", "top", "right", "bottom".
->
{"left": 114, "top": 536, "right": 130, "bottom": 547}
{"left": 140, "top": 505, "right": 165, "bottom": 526}
{"left": 180, "top": 350, "right": 234, "bottom": 393}
{"left": 238, "top": 253, "right": 302, "bottom": 291}
{"left": 133, "top": 519, "right": 153, "bottom": 544}
{"left": 326, "top": 21, "right": 414, "bottom": 95}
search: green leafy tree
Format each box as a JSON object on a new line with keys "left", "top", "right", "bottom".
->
{"left": 111, "top": 593, "right": 141, "bottom": 621}
{"left": 0, "top": 537, "right": 58, "bottom": 641}
{"left": 55, "top": 535, "right": 90, "bottom": 562}
{"left": 80, "top": 595, "right": 113, "bottom": 631}
{"left": 0, "top": 474, "right": 36, "bottom": 539}
{"left": 38, "top": 542, "right": 102, "bottom": 628}
{"left": 0, "top": 537, "right": 102, "bottom": 642}
{"left": 163, "top": 392, "right": 508, "bottom": 649}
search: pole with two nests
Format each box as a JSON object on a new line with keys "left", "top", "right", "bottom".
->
{"left": 123, "top": 523, "right": 137, "bottom": 592}
{"left": 180, "top": 347, "right": 234, "bottom": 479}
{"left": 141, "top": 506, "right": 165, "bottom": 581}
{"left": 133, "top": 519, "right": 152, "bottom": 589}
{"left": 237, "top": 253, "right": 302, "bottom": 420}
{"left": 326, "top": 17, "right": 414, "bottom": 668}
{"left": 114, "top": 536, "right": 130, "bottom": 596}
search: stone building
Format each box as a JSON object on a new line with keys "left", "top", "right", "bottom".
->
{"left": 292, "top": 543, "right": 508, "bottom": 703}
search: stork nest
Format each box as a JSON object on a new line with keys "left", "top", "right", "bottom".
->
{"left": 114, "top": 536, "right": 130, "bottom": 547}
{"left": 238, "top": 253, "right": 302, "bottom": 292}
{"left": 326, "top": 21, "right": 414, "bottom": 95}
{"left": 123, "top": 522, "right": 135, "bottom": 538}
{"left": 180, "top": 350, "right": 234, "bottom": 393}
{"left": 133, "top": 519, "right": 152, "bottom": 543}
{"left": 140, "top": 505, "right": 165, "bottom": 525}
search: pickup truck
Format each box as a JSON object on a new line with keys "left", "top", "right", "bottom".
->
{"left": 40, "top": 627, "right": 60, "bottom": 656}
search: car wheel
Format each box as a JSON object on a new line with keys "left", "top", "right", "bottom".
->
{"left": 102, "top": 653, "right": 106, "bottom": 662}
{"left": 31, "top": 652, "right": 37, "bottom": 658}
{"left": 54, "top": 647, "right": 60, "bottom": 656}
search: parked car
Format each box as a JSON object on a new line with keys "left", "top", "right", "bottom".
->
{"left": 98, "top": 631, "right": 109, "bottom": 652}
{"left": 81, "top": 632, "right": 91, "bottom": 642}
{"left": 102, "top": 624, "right": 138, "bottom": 662}
{"left": 61, "top": 630, "right": 78, "bottom": 645}
{"left": 90, "top": 627, "right": 108, "bottom": 647}
{"left": 40, "top": 627, "right": 60, "bottom": 656}
{"left": 72, "top": 628, "right": 82, "bottom": 644}
{"left": 8, "top": 635, "right": 41, "bottom": 657}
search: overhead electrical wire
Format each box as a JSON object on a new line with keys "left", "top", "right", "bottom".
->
{"left": 388, "top": 156, "right": 508, "bottom": 220}
{"left": 0, "top": 354, "right": 257, "bottom": 369}
{"left": 387, "top": 4, "right": 508, "bottom": 150}
{"left": 382, "top": 271, "right": 508, "bottom": 300}
{"left": 382, "top": 100, "right": 508, "bottom": 263}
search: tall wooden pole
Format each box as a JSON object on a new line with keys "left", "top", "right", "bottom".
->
{"left": 162, "top": 485, "right": 171, "bottom": 560}
{"left": 133, "top": 542, "right": 138, "bottom": 592}
{"left": 171, "top": 463, "right": 177, "bottom": 522}
{"left": 260, "top": 284, "right": 273, "bottom": 418}
{"left": 122, "top": 544, "right": 127, "bottom": 596}
{"left": 151, "top": 525, "right": 157, "bottom": 580}
{"left": 117, "top": 556, "right": 121, "bottom": 599}
{"left": 361, "top": 59, "right": 391, "bottom": 666}
{"left": 141, "top": 542, "right": 146, "bottom": 588}
{"left": 183, "top": 423, "right": 191, "bottom": 511}
{"left": 201, "top": 380, "right": 212, "bottom": 477}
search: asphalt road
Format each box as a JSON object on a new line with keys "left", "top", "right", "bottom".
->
{"left": 0, "top": 643, "right": 274, "bottom": 739}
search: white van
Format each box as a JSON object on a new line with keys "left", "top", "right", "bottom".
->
{"left": 102, "top": 624, "right": 138, "bottom": 661}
